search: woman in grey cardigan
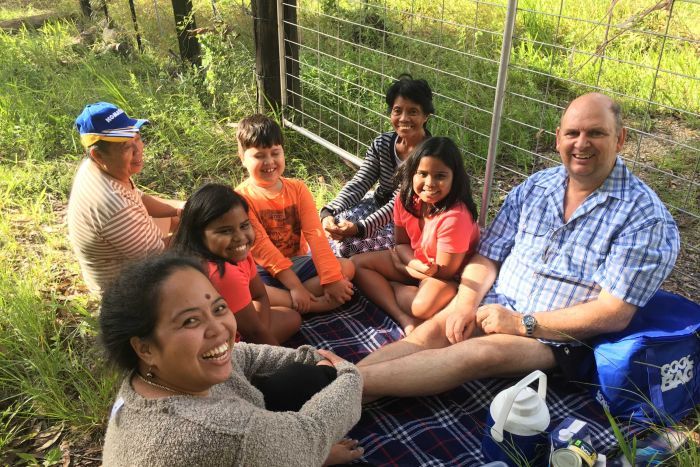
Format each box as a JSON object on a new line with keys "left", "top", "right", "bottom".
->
{"left": 320, "top": 75, "right": 434, "bottom": 257}
{"left": 99, "top": 254, "right": 364, "bottom": 466}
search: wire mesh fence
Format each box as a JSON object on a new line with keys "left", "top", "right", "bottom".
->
{"left": 276, "top": 0, "right": 699, "bottom": 298}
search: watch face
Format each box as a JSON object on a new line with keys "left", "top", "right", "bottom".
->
{"left": 523, "top": 314, "right": 536, "bottom": 335}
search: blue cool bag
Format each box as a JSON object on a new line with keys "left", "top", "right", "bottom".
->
{"left": 591, "top": 290, "right": 700, "bottom": 424}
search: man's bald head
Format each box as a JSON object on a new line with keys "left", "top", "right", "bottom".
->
{"left": 560, "top": 93, "right": 623, "bottom": 135}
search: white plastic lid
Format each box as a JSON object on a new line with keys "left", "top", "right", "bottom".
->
{"left": 491, "top": 386, "right": 550, "bottom": 435}
{"left": 559, "top": 429, "right": 573, "bottom": 441}
{"left": 489, "top": 371, "right": 550, "bottom": 441}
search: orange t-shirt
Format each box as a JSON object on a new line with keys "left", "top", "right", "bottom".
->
{"left": 236, "top": 177, "right": 343, "bottom": 285}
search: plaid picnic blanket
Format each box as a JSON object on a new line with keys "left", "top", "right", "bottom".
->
{"left": 287, "top": 292, "right": 642, "bottom": 467}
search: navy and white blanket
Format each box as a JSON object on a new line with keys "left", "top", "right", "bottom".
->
{"left": 287, "top": 293, "right": 641, "bottom": 466}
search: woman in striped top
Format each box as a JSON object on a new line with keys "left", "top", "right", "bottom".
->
{"left": 320, "top": 75, "right": 434, "bottom": 257}
{"left": 67, "top": 102, "right": 183, "bottom": 294}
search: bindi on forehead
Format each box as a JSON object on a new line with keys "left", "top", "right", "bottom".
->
{"left": 205, "top": 293, "right": 211, "bottom": 300}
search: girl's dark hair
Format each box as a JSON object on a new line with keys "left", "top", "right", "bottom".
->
{"left": 385, "top": 74, "right": 435, "bottom": 125}
{"left": 99, "top": 253, "right": 205, "bottom": 371}
{"left": 395, "top": 136, "right": 478, "bottom": 220}
{"left": 172, "top": 183, "right": 250, "bottom": 275}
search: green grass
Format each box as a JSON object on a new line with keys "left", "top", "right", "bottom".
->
{"left": 0, "top": 0, "right": 75, "bottom": 22}
{"left": 0, "top": 0, "right": 698, "bottom": 463}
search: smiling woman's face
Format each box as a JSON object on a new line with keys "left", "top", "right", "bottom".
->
{"left": 142, "top": 267, "right": 237, "bottom": 395}
{"left": 390, "top": 96, "right": 428, "bottom": 141}
{"left": 92, "top": 134, "right": 145, "bottom": 183}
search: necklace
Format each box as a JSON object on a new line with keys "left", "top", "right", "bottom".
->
{"left": 135, "top": 372, "right": 190, "bottom": 396}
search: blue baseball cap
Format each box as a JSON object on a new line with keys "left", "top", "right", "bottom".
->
{"left": 75, "top": 102, "right": 149, "bottom": 147}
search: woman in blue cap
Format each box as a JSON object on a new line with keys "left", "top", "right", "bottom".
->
{"left": 67, "top": 102, "right": 183, "bottom": 294}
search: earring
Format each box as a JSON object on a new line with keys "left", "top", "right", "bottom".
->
{"left": 146, "top": 367, "right": 154, "bottom": 379}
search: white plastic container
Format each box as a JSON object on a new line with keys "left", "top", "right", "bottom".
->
{"left": 481, "top": 370, "right": 551, "bottom": 466}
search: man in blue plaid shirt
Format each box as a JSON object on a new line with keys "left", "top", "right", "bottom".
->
{"left": 360, "top": 93, "right": 680, "bottom": 398}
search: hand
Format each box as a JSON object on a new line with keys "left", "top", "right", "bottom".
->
{"left": 423, "top": 261, "right": 438, "bottom": 277}
{"left": 323, "top": 278, "right": 354, "bottom": 304}
{"left": 322, "top": 216, "right": 343, "bottom": 240}
{"left": 475, "top": 304, "right": 522, "bottom": 335}
{"left": 406, "top": 258, "right": 437, "bottom": 276}
{"left": 335, "top": 219, "right": 359, "bottom": 238}
{"left": 445, "top": 308, "right": 476, "bottom": 344}
{"left": 290, "top": 286, "right": 317, "bottom": 314}
{"left": 316, "top": 349, "right": 348, "bottom": 368}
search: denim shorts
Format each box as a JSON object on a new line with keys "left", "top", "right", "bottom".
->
{"left": 256, "top": 255, "right": 318, "bottom": 289}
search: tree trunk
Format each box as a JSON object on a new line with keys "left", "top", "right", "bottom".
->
{"left": 170, "top": 0, "right": 201, "bottom": 66}
{"left": 79, "top": 0, "right": 92, "bottom": 17}
{"left": 251, "top": 0, "right": 281, "bottom": 112}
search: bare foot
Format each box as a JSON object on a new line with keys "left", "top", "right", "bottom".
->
{"left": 323, "top": 438, "right": 364, "bottom": 466}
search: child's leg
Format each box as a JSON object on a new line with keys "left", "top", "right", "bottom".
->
{"left": 339, "top": 258, "right": 355, "bottom": 280}
{"left": 392, "top": 282, "right": 419, "bottom": 315}
{"left": 299, "top": 258, "right": 355, "bottom": 312}
{"left": 252, "top": 290, "right": 300, "bottom": 343}
{"left": 269, "top": 306, "right": 302, "bottom": 343}
{"left": 390, "top": 282, "right": 424, "bottom": 335}
{"left": 265, "top": 284, "right": 295, "bottom": 308}
{"left": 265, "top": 282, "right": 342, "bottom": 314}
{"left": 411, "top": 277, "right": 459, "bottom": 320}
{"left": 352, "top": 251, "right": 421, "bottom": 333}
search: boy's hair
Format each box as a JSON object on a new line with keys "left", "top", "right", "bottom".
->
{"left": 385, "top": 74, "right": 435, "bottom": 126}
{"left": 172, "top": 183, "right": 250, "bottom": 275}
{"left": 236, "top": 114, "right": 284, "bottom": 151}
{"left": 99, "top": 253, "right": 205, "bottom": 371}
{"left": 395, "top": 136, "right": 478, "bottom": 220}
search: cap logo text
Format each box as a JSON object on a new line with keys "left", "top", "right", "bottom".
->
{"left": 105, "top": 109, "right": 125, "bottom": 123}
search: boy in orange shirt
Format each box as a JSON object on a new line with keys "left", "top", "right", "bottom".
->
{"left": 236, "top": 114, "right": 355, "bottom": 313}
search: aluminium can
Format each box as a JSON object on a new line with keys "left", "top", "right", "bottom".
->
{"left": 550, "top": 447, "right": 583, "bottom": 467}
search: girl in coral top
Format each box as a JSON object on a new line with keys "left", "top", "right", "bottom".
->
{"left": 352, "top": 137, "right": 479, "bottom": 334}
{"left": 173, "top": 183, "right": 301, "bottom": 345}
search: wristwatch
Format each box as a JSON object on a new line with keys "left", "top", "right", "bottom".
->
{"left": 522, "top": 314, "right": 537, "bottom": 337}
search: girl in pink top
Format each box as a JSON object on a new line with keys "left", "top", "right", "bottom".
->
{"left": 173, "top": 184, "right": 301, "bottom": 345}
{"left": 352, "top": 137, "right": 479, "bottom": 334}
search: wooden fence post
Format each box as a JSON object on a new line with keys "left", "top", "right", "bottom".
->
{"left": 283, "top": 0, "right": 300, "bottom": 114}
{"left": 170, "top": 0, "right": 201, "bottom": 66}
{"left": 252, "top": 0, "right": 281, "bottom": 113}
{"left": 79, "top": 0, "right": 92, "bottom": 17}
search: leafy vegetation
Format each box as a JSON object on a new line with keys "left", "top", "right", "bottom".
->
{"left": 0, "top": 0, "right": 697, "bottom": 464}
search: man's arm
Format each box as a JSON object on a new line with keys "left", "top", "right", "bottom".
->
{"left": 475, "top": 289, "right": 637, "bottom": 341}
{"left": 445, "top": 253, "right": 500, "bottom": 344}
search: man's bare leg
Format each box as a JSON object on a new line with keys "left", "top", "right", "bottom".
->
{"left": 361, "top": 334, "right": 556, "bottom": 398}
{"left": 357, "top": 296, "right": 457, "bottom": 367}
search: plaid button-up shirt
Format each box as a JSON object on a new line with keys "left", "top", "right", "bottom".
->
{"left": 479, "top": 157, "right": 679, "bottom": 315}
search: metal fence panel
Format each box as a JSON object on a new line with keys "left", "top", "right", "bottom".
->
{"left": 277, "top": 0, "right": 699, "bottom": 299}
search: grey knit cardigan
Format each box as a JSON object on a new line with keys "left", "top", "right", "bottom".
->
{"left": 102, "top": 344, "right": 363, "bottom": 466}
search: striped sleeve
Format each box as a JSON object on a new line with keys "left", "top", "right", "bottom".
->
{"left": 101, "top": 204, "right": 165, "bottom": 258}
{"left": 326, "top": 132, "right": 393, "bottom": 213}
